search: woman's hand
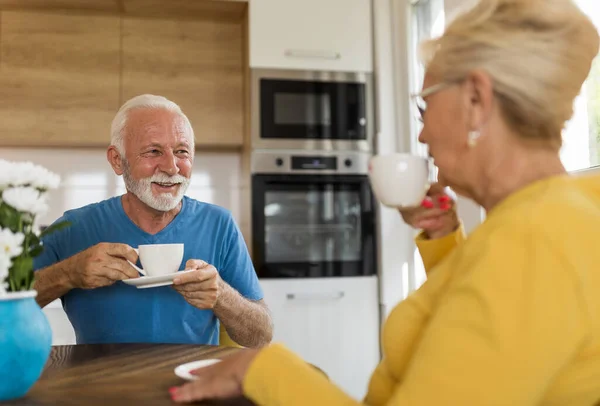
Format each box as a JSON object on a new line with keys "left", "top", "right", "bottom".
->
{"left": 399, "top": 183, "right": 459, "bottom": 239}
{"left": 170, "top": 349, "right": 260, "bottom": 403}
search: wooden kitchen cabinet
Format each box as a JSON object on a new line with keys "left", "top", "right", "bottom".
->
{"left": 121, "top": 17, "right": 245, "bottom": 148}
{"left": 0, "top": 11, "right": 121, "bottom": 147}
{"left": 249, "top": 0, "right": 373, "bottom": 72}
{"left": 259, "top": 276, "right": 380, "bottom": 400}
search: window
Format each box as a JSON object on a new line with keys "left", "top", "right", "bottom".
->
{"left": 409, "top": 0, "right": 445, "bottom": 291}
{"left": 562, "top": 0, "right": 600, "bottom": 172}
{"left": 409, "top": 0, "right": 445, "bottom": 159}
{"left": 408, "top": 0, "right": 600, "bottom": 172}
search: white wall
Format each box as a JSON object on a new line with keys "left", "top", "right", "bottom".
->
{"left": 0, "top": 147, "right": 247, "bottom": 345}
{"left": 0, "top": 148, "right": 247, "bottom": 237}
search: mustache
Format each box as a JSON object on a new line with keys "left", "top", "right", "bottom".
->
{"left": 147, "top": 173, "right": 188, "bottom": 184}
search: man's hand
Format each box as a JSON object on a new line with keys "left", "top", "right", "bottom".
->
{"left": 172, "top": 259, "right": 273, "bottom": 347}
{"left": 172, "top": 260, "right": 221, "bottom": 309}
{"left": 68, "top": 243, "right": 140, "bottom": 289}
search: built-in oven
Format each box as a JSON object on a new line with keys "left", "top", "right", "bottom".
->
{"left": 251, "top": 69, "right": 374, "bottom": 152}
{"left": 251, "top": 150, "right": 377, "bottom": 278}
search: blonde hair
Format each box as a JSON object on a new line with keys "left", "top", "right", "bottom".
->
{"left": 421, "top": 0, "right": 600, "bottom": 148}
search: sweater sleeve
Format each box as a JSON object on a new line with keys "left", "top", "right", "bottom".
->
{"left": 243, "top": 343, "right": 360, "bottom": 406}
{"left": 415, "top": 223, "right": 465, "bottom": 275}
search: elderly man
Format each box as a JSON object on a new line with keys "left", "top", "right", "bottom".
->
{"left": 33, "top": 94, "right": 272, "bottom": 348}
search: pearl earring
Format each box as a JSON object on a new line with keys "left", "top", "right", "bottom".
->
{"left": 467, "top": 130, "right": 481, "bottom": 147}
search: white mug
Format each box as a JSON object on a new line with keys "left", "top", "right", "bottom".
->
{"left": 368, "top": 153, "right": 430, "bottom": 208}
{"left": 129, "top": 243, "right": 184, "bottom": 277}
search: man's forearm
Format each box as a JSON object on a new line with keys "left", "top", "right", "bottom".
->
{"left": 33, "top": 258, "right": 74, "bottom": 308}
{"left": 214, "top": 281, "right": 273, "bottom": 348}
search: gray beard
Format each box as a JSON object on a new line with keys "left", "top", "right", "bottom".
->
{"left": 122, "top": 160, "right": 190, "bottom": 212}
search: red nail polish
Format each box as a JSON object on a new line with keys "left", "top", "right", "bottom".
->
{"left": 438, "top": 195, "right": 451, "bottom": 203}
{"left": 440, "top": 203, "right": 451, "bottom": 210}
{"left": 169, "top": 387, "right": 178, "bottom": 394}
{"left": 421, "top": 199, "right": 434, "bottom": 209}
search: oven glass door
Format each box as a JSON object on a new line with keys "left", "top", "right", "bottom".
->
{"left": 252, "top": 174, "right": 376, "bottom": 278}
{"left": 260, "top": 79, "right": 367, "bottom": 140}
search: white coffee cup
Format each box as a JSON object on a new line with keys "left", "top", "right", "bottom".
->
{"left": 129, "top": 243, "right": 184, "bottom": 277}
{"left": 368, "top": 153, "right": 430, "bottom": 208}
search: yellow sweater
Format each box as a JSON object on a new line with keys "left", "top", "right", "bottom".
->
{"left": 243, "top": 174, "right": 600, "bottom": 405}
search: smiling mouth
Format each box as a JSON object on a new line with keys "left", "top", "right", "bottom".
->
{"left": 152, "top": 182, "right": 180, "bottom": 188}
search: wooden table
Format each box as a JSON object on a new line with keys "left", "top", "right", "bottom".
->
{"left": 5, "top": 344, "right": 255, "bottom": 406}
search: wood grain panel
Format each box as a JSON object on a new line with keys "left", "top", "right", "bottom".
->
{"left": 0, "top": 11, "right": 120, "bottom": 147}
{"left": 0, "top": 0, "right": 119, "bottom": 13}
{"left": 122, "top": 0, "right": 246, "bottom": 20}
{"left": 0, "top": 0, "right": 245, "bottom": 20}
{"left": 121, "top": 16, "right": 245, "bottom": 147}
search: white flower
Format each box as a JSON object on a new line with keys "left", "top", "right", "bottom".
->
{"left": 2, "top": 186, "right": 48, "bottom": 216}
{"left": 0, "top": 255, "right": 9, "bottom": 275}
{"left": 29, "top": 165, "right": 60, "bottom": 191}
{"left": 0, "top": 227, "right": 24, "bottom": 259}
{"left": 0, "top": 253, "right": 12, "bottom": 294}
{"left": 0, "top": 159, "right": 60, "bottom": 191}
{"left": 30, "top": 223, "right": 41, "bottom": 237}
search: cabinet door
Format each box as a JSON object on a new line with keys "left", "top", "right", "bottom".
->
{"left": 122, "top": 17, "right": 245, "bottom": 148}
{"left": 250, "top": 0, "right": 373, "bottom": 72}
{"left": 260, "top": 276, "right": 380, "bottom": 400}
{"left": 43, "top": 300, "right": 76, "bottom": 346}
{"left": 0, "top": 11, "right": 120, "bottom": 147}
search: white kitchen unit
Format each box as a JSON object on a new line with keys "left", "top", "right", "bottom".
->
{"left": 249, "top": 0, "right": 373, "bottom": 72}
{"left": 259, "top": 276, "right": 380, "bottom": 400}
{"left": 43, "top": 299, "right": 76, "bottom": 345}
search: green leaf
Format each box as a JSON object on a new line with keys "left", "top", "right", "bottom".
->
{"left": 28, "top": 230, "right": 43, "bottom": 257}
{"left": 29, "top": 245, "right": 44, "bottom": 258}
{"left": 40, "top": 220, "right": 71, "bottom": 238}
{"left": 9, "top": 256, "right": 34, "bottom": 291}
{"left": 29, "top": 232, "right": 40, "bottom": 247}
{"left": 0, "top": 202, "right": 20, "bottom": 232}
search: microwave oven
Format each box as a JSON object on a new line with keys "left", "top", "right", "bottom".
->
{"left": 251, "top": 69, "right": 374, "bottom": 152}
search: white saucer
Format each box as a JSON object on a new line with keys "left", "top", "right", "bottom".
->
{"left": 122, "top": 269, "right": 195, "bottom": 289}
{"left": 174, "top": 359, "right": 221, "bottom": 380}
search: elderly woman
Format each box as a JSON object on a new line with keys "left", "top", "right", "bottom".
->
{"left": 170, "top": 0, "right": 600, "bottom": 404}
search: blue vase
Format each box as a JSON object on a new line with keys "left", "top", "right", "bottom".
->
{"left": 0, "top": 291, "right": 52, "bottom": 401}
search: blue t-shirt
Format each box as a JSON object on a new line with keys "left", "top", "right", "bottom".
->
{"left": 34, "top": 196, "right": 263, "bottom": 345}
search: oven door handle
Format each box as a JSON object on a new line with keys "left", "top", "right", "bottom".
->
{"left": 286, "top": 291, "right": 345, "bottom": 301}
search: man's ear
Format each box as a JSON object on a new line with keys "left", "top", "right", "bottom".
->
{"left": 107, "top": 146, "right": 124, "bottom": 176}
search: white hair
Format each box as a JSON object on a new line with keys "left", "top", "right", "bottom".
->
{"left": 421, "top": 0, "right": 599, "bottom": 148}
{"left": 110, "top": 94, "right": 195, "bottom": 155}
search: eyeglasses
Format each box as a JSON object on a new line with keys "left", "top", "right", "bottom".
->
{"left": 410, "top": 81, "right": 457, "bottom": 122}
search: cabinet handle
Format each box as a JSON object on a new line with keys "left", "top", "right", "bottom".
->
{"left": 284, "top": 49, "right": 341, "bottom": 60}
{"left": 286, "top": 291, "right": 345, "bottom": 300}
